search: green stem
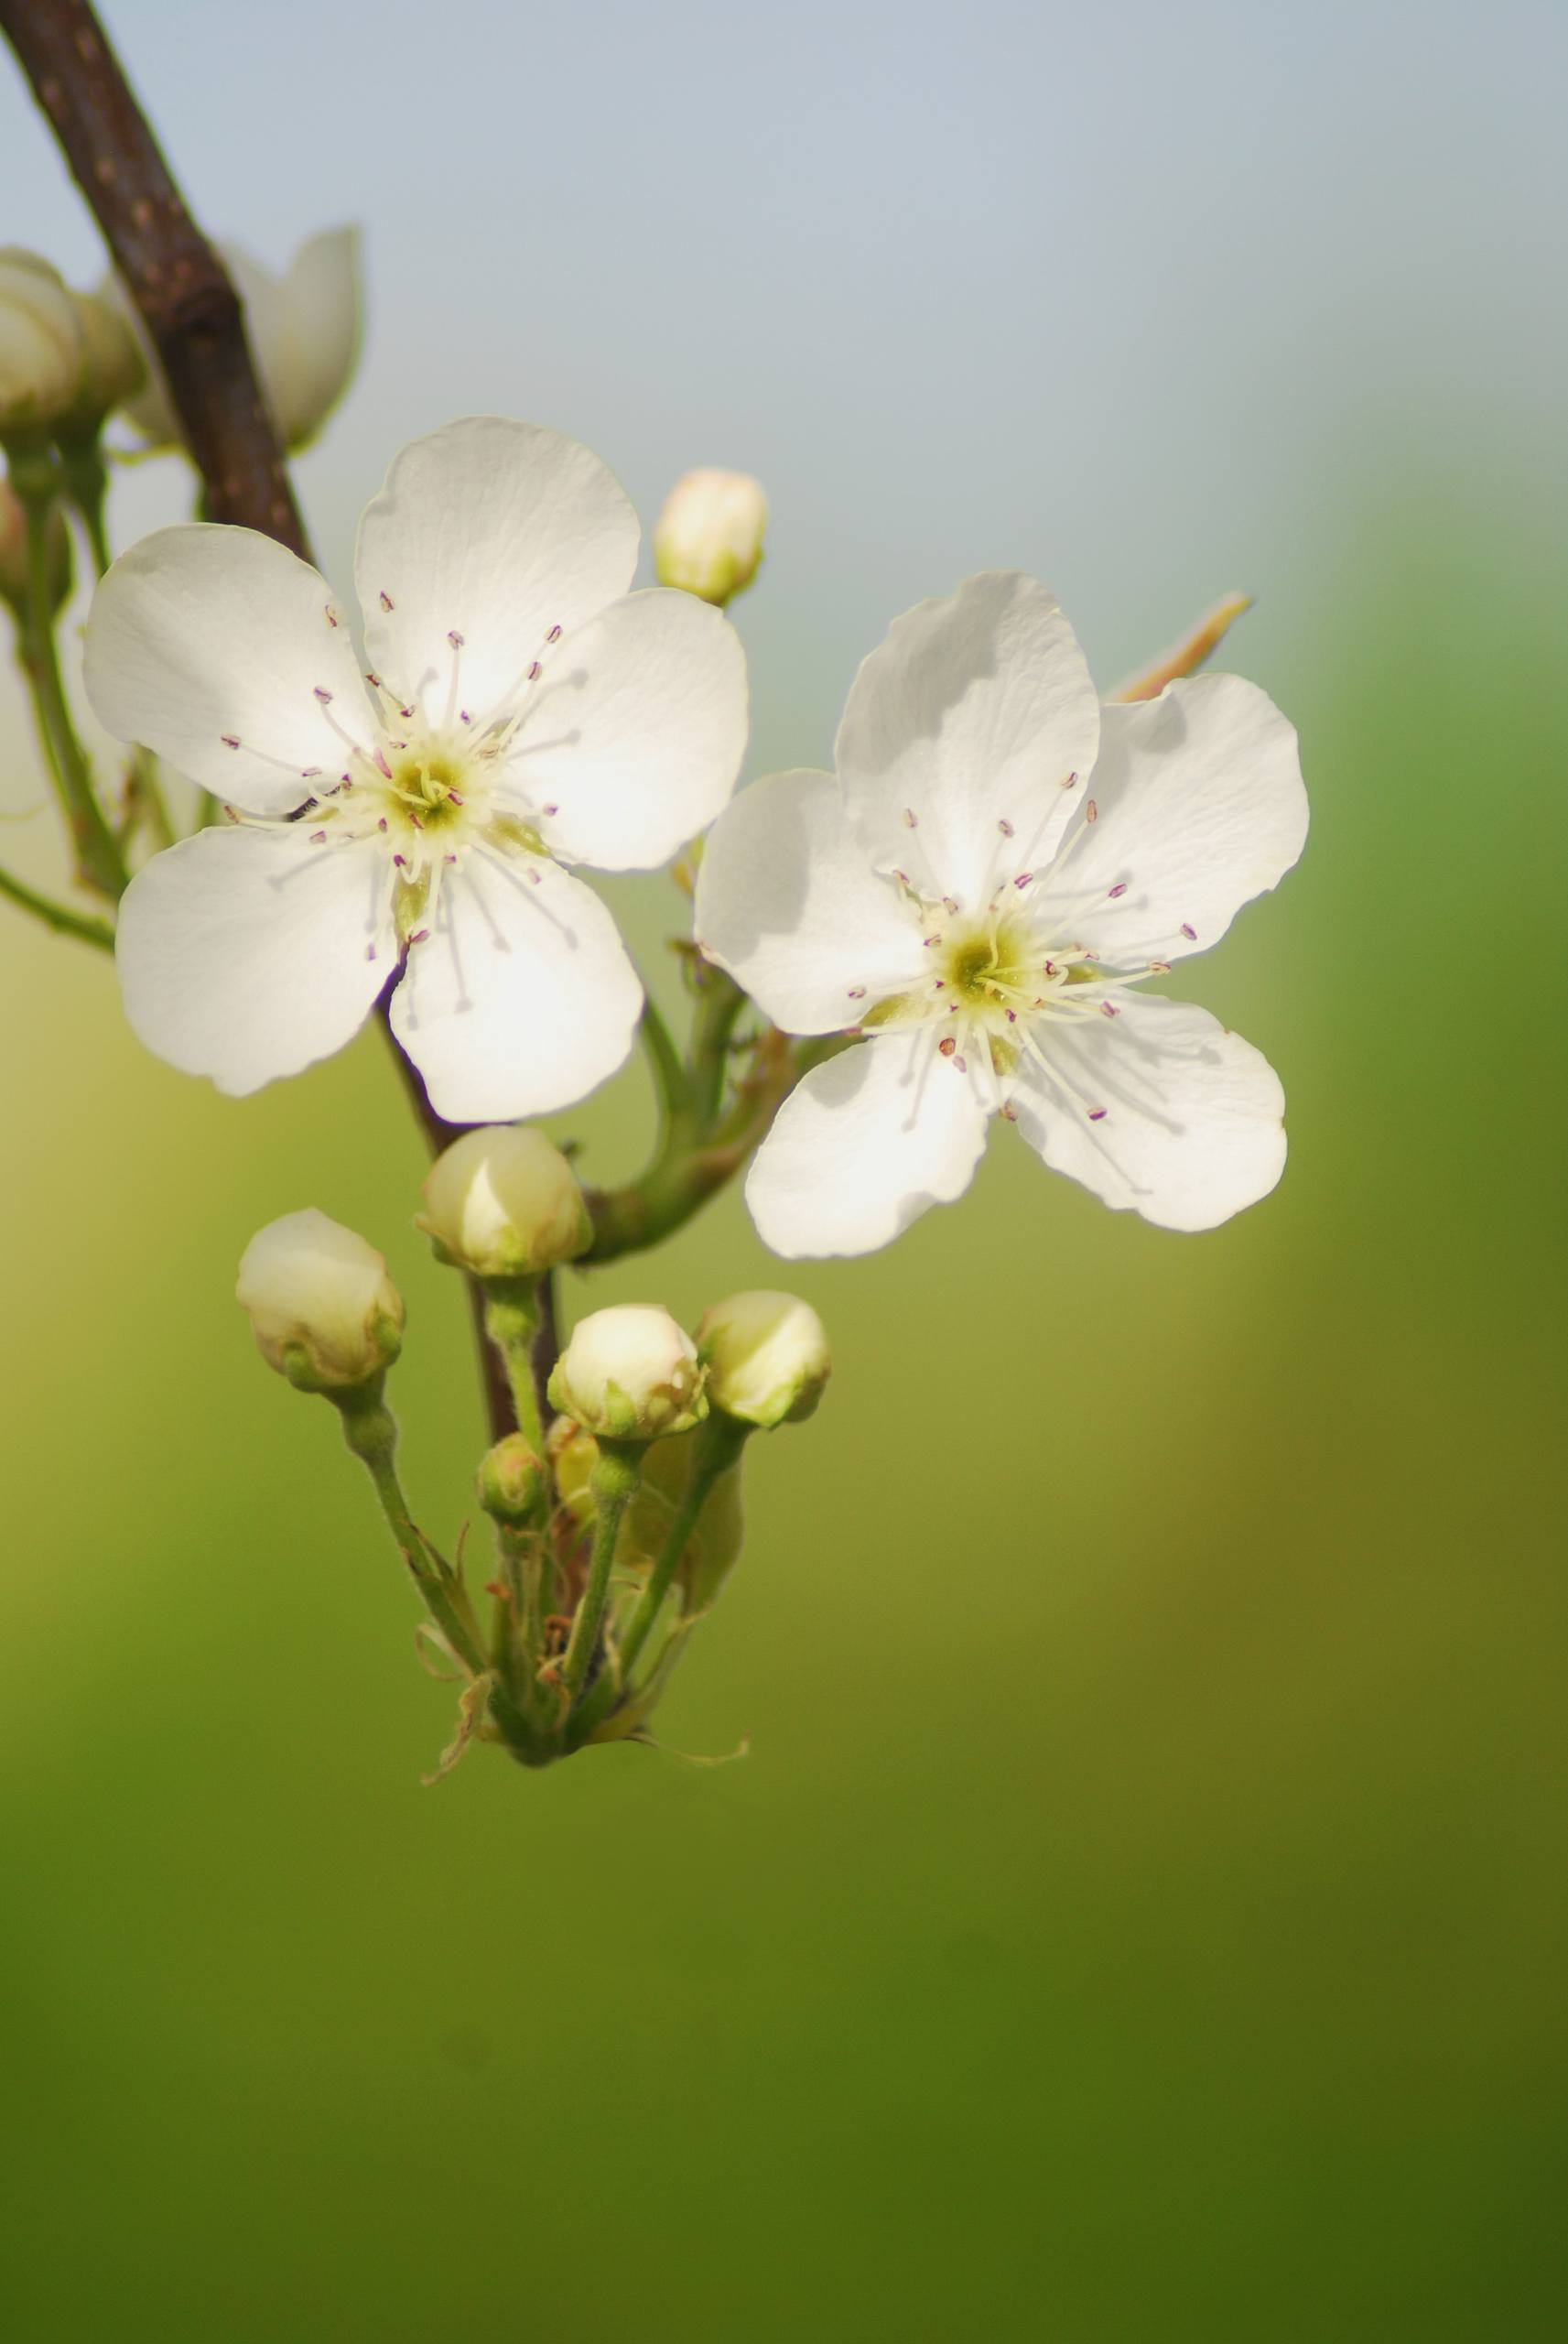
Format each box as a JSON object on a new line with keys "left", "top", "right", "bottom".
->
{"left": 5, "top": 445, "right": 125, "bottom": 899}
{"left": 0, "top": 860, "right": 114, "bottom": 948}
{"left": 57, "top": 439, "right": 114, "bottom": 578}
{"left": 558, "top": 1439, "right": 642, "bottom": 1708}
{"left": 336, "top": 1391, "right": 490, "bottom": 1678}
{"left": 481, "top": 1275, "right": 544, "bottom": 1451}
{"left": 583, "top": 1025, "right": 805, "bottom": 1264}
{"left": 687, "top": 965, "right": 746, "bottom": 1125}
{"left": 570, "top": 1415, "right": 748, "bottom": 1743}
{"left": 638, "top": 992, "right": 691, "bottom": 1126}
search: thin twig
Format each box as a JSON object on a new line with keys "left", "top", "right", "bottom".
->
{"left": 1, "top": 0, "right": 514, "bottom": 1441}
{"left": 0, "top": 0, "right": 305, "bottom": 547}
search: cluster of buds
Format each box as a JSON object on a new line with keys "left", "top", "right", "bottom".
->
{"left": 236, "top": 1127, "right": 829, "bottom": 1776}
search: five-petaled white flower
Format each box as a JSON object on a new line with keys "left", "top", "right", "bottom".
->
{"left": 695, "top": 570, "right": 1307, "bottom": 1257}
{"left": 87, "top": 416, "right": 749, "bottom": 1121}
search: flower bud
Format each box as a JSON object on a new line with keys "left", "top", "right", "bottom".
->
{"left": 417, "top": 1124, "right": 590, "bottom": 1278}
{"left": 0, "top": 472, "right": 71, "bottom": 616}
{"left": 0, "top": 250, "right": 84, "bottom": 434}
{"left": 547, "top": 1304, "right": 707, "bottom": 1442}
{"left": 237, "top": 1209, "right": 404, "bottom": 1394}
{"left": 478, "top": 1433, "right": 547, "bottom": 1524}
{"left": 61, "top": 289, "right": 144, "bottom": 431}
{"left": 697, "top": 1290, "right": 830, "bottom": 1429}
{"left": 654, "top": 469, "right": 767, "bottom": 606}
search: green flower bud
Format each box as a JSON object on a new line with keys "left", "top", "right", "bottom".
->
{"left": 416, "top": 1125, "right": 590, "bottom": 1278}
{"left": 547, "top": 1304, "right": 707, "bottom": 1443}
{"left": 237, "top": 1209, "right": 404, "bottom": 1394}
{"left": 478, "top": 1433, "right": 547, "bottom": 1524}
{"left": 697, "top": 1290, "right": 831, "bottom": 1428}
{"left": 0, "top": 250, "right": 83, "bottom": 435}
{"left": 653, "top": 469, "right": 767, "bottom": 606}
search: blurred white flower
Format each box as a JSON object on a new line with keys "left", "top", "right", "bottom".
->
{"left": 87, "top": 416, "right": 749, "bottom": 1121}
{"left": 115, "top": 226, "right": 362, "bottom": 451}
{"left": 697, "top": 570, "right": 1307, "bottom": 1257}
{"left": 0, "top": 248, "right": 83, "bottom": 432}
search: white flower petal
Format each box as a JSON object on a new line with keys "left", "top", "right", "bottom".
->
{"left": 1008, "top": 992, "right": 1287, "bottom": 1231}
{"left": 745, "top": 1031, "right": 989, "bottom": 1258}
{"left": 84, "top": 525, "right": 373, "bottom": 813}
{"left": 355, "top": 418, "right": 640, "bottom": 727}
{"left": 696, "top": 768, "right": 925, "bottom": 1034}
{"left": 508, "top": 589, "right": 747, "bottom": 872}
{"left": 390, "top": 856, "right": 642, "bottom": 1122}
{"left": 1034, "top": 674, "right": 1308, "bottom": 967}
{"left": 834, "top": 571, "right": 1100, "bottom": 908}
{"left": 115, "top": 827, "right": 386, "bottom": 1093}
{"left": 276, "top": 226, "right": 362, "bottom": 448}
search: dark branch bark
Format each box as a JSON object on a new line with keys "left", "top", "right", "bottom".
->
{"left": 2, "top": 0, "right": 517, "bottom": 1442}
{"left": 0, "top": 0, "right": 306, "bottom": 548}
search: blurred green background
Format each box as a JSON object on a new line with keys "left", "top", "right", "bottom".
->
{"left": 4, "top": 4, "right": 1566, "bottom": 2339}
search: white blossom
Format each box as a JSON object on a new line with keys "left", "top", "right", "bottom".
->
{"left": 696, "top": 570, "right": 1306, "bottom": 1257}
{"left": 86, "top": 416, "right": 749, "bottom": 1121}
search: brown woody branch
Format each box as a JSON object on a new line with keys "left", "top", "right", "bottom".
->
{"left": 1, "top": 0, "right": 517, "bottom": 1441}
{"left": 0, "top": 0, "right": 305, "bottom": 547}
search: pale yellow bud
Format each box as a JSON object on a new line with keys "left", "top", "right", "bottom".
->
{"left": 654, "top": 469, "right": 767, "bottom": 606}
{"left": 0, "top": 249, "right": 83, "bottom": 434}
{"left": 237, "top": 1209, "right": 404, "bottom": 1394}
{"left": 697, "top": 1289, "right": 831, "bottom": 1429}
{"left": 547, "top": 1304, "right": 707, "bottom": 1442}
{"left": 416, "top": 1125, "right": 590, "bottom": 1278}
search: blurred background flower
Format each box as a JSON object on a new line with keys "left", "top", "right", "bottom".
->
{"left": 1, "top": 3, "right": 1563, "bottom": 2339}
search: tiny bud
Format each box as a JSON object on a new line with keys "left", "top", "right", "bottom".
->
{"left": 416, "top": 1125, "right": 590, "bottom": 1278}
{"left": 478, "top": 1433, "right": 547, "bottom": 1524}
{"left": 547, "top": 1304, "right": 707, "bottom": 1443}
{"left": 0, "top": 249, "right": 84, "bottom": 433}
{"left": 653, "top": 468, "right": 767, "bottom": 607}
{"left": 236, "top": 1209, "right": 404, "bottom": 1394}
{"left": 697, "top": 1289, "right": 831, "bottom": 1429}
